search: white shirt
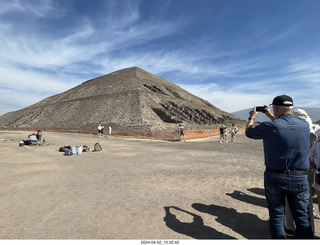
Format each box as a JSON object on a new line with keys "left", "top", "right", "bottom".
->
{"left": 310, "top": 142, "right": 320, "bottom": 169}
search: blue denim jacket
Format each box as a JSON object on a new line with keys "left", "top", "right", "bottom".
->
{"left": 246, "top": 114, "right": 310, "bottom": 171}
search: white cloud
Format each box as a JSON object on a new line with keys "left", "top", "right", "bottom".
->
{"left": 0, "top": 66, "right": 78, "bottom": 93}
{"left": 0, "top": 0, "right": 53, "bottom": 17}
{"left": 177, "top": 82, "right": 273, "bottom": 113}
{"left": 1, "top": 0, "right": 320, "bottom": 117}
{"left": 0, "top": 88, "right": 45, "bottom": 115}
{"left": 0, "top": 0, "right": 183, "bottom": 74}
{"left": 0, "top": 64, "right": 82, "bottom": 116}
{"left": 0, "top": 23, "right": 107, "bottom": 70}
{"left": 287, "top": 56, "right": 320, "bottom": 86}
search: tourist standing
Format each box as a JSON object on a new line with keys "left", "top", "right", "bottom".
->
{"left": 108, "top": 126, "right": 112, "bottom": 138}
{"left": 36, "top": 130, "right": 42, "bottom": 144}
{"left": 101, "top": 126, "right": 104, "bottom": 137}
{"left": 283, "top": 108, "right": 317, "bottom": 237}
{"left": 245, "top": 95, "right": 313, "bottom": 239}
{"left": 98, "top": 124, "right": 103, "bottom": 137}
{"left": 219, "top": 125, "right": 227, "bottom": 143}
{"left": 309, "top": 129, "right": 320, "bottom": 219}
{"left": 178, "top": 124, "right": 186, "bottom": 142}
{"left": 230, "top": 123, "right": 238, "bottom": 142}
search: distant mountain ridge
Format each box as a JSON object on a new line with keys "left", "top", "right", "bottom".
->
{"left": 232, "top": 107, "right": 320, "bottom": 123}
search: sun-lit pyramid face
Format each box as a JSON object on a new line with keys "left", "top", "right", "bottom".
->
{"left": 0, "top": 67, "right": 245, "bottom": 132}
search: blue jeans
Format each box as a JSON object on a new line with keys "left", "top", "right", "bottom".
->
{"left": 264, "top": 171, "right": 313, "bottom": 239}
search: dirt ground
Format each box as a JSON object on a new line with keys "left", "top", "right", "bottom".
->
{"left": 0, "top": 130, "right": 319, "bottom": 240}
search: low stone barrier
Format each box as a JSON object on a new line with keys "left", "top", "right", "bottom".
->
{"left": 1, "top": 127, "right": 242, "bottom": 141}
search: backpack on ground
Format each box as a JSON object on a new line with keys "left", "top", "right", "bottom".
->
{"left": 71, "top": 146, "right": 77, "bottom": 155}
{"left": 59, "top": 145, "right": 71, "bottom": 152}
{"left": 94, "top": 142, "right": 102, "bottom": 151}
{"left": 77, "top": 146, "right": 83, "bottom": 155}
{"left": 64, "top": 149, "right": 72, "bottom": 156}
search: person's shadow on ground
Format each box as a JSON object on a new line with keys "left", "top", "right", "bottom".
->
{"left": 226, "top": 189, "right": 267, "bottom": 208}
{"left": 163, "top": 206, "right": 235, "bottom": 239}
{"left": 191, "top": 203, "right": 269, "bottom": 239}
{"left": 247, "top": 187, "right": 265, "bottom": 196}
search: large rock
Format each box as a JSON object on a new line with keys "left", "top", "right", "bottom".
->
{"left": 0, "top": 67, "right": 245, "bottom": 135}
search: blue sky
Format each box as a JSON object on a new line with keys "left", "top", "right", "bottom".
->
{"left": 1, "top": 0, "right": 320, "bottom": 116}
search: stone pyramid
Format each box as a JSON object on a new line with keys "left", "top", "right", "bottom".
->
{"left": 0, "top": 67, "right": 244, "bottom": 134}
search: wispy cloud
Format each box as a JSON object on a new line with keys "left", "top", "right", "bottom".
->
{"left": 0, "top": 65, "right": 78, "bottom": 93}
{"left": 177, "top": 82, "right": 274, "bottom": 112}
{"left": 0, "top": 0, "right": 53, "bottom": 16}
{"left": 0, "top": 0, "right": 320, "bottom": 116}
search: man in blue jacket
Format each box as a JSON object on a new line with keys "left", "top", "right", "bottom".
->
{"left": 245, "top": 95, "right": 313, "bottom": 239}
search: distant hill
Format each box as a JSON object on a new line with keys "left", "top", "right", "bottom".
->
{"left": 232, "top": 107, "right": 320, "bottom": 123}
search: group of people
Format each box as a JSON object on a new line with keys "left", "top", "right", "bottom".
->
{"left": 97, "top": 124, "right": 112, "bottom": 138}
{"left": 20, "top": 129, "right": 44, "bottom": 146}
{"left": 177, "top": 123, "right": 239, "bottom": 143}
{"left": 246, "top": 94, "right": 320, "bottom": 239}
{"left": 219, "top": 123, "right": 238, "bottom": 143}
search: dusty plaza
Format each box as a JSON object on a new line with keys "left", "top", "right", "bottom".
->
{"left": 0, "top": 130, "right": 319, "bottom": 240}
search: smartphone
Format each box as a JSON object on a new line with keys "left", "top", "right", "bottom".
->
{"left": 256, "top": 106, "right": 266, "bottom": 112}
